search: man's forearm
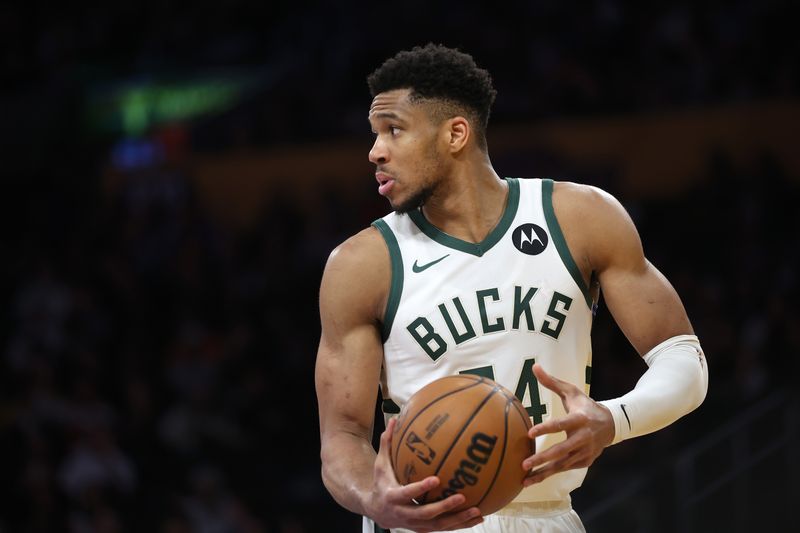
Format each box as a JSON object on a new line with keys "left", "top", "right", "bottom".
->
{"left": 321, "top": 431, "right": 379, "bottom": 516}
{"left": 599, "top": 334, "right": 708, "bottom": 444}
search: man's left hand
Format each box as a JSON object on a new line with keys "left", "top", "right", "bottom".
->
{"left": 522, "top": 363, "right": 615, "bottom": 486}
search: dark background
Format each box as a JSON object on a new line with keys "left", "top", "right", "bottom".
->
{"left": 1, "top": 1, "right": 799, "bottom": 532}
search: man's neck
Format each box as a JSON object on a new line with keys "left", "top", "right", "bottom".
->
{"left": 420, "top": 161, "right": 507, "bottom": 244}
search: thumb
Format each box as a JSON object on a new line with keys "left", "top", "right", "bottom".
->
{"left": 379, "top": 416, "right": 398, "bottom": 457}
{"left": 375, "top": 417, "right": 403, "bottom": 486}
{"left": 377, "top": 418, "right": 398, "bottom": 468}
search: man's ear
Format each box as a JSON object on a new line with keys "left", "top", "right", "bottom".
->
{"left": 447, "top": 116, "right": 470, "bottom": 153}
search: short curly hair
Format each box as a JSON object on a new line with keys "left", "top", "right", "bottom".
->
{"left": 367, "top": 43, "right": 497, "bottom": 150}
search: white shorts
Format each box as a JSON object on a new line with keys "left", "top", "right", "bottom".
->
{"left": 363, "top": 500, "right": 586, "bottom": 533}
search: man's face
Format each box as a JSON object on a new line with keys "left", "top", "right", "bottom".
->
{"left": 368, "top": 89, "right": 447, "bottom": 213}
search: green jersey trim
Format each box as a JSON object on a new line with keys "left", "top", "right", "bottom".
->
{"left": 381, "top": 398, "right": 401, "bottom": 414}
{"left": 406, "top": 178, "right": 520, "bottom": 257}
{"left": 372, "top": 219, "right": 404, "bottom": 340}
{"left": 542, "top": 179, "right": 593, "bottom": 309}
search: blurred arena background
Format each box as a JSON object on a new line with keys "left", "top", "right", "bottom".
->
{"left": 1, "top": 1, "right": 798, "bottom": 531}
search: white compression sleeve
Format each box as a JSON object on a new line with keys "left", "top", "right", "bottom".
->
{"left": 599, "top": 334, "right": 709, "bottom": 445}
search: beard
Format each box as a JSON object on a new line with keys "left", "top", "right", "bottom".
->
{"left": 392, "top": 182, "right": 437, "bottom": 214}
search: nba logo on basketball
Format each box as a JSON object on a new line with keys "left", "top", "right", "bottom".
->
{"left": 404, "top": 431, "right": 436, "bottom": 465}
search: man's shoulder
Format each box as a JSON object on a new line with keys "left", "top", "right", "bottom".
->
{"left": 323, "top": 225, "right": 393, "bottom": 294}
{"left": 326, "top": 225, "right": 388, "bottom": 272}
{"left": 551, "top": 180, "right": 630, "bottom": 226}
{"left": 553, "top": 180, "right": 615, "bottom": 206}
{"left": 320, "top": 225, "right": 391, "bottom": 322}
{"left": 551, "top": 180, "right": 643, "bottom": 270}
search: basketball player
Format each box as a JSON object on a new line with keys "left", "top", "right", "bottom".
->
{"left": 315, "top": 44, "right": 708, "bottom": 532}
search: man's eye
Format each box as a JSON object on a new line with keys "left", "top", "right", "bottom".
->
{"left": 390, "top": 126, "right": 400, "bottom": 135}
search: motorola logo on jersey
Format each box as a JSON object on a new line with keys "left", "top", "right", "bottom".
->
{"left": 512, "top": 223, "right": 548, "bottom": 255}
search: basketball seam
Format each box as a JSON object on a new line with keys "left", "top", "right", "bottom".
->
{"left": 392, "top": 376, "right": 485, "bottom": 471}
{"left": 475, "top": 399, "right": 511, "bottom": 511}
{"left": 510, "top": 392, "right": 532, "bottom": 429}
{"left": 423, "top": 385, "right": 499, "bottom": 503}
{"left": 497, "top": 384, "right": 532, "bottom": 431}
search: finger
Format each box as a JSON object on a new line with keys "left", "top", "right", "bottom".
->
{"left": 376, "top": 417, "right": 394, "bottom": 465}
{"left": 451, "top": 515, "right": 485, "bottom": 531}
{"left": 524, "top": 449, "right": 589, "bottom": 486}
{"left": 418, "top": 499, "right": 477, "bottom": 522}
{"left": 415, "top": 506, "right": 482, "bottom": 532}
{"left": 524, "top": 462, "right": 560, "bottom": 486}
{"left": 522, "top": 432, "right": 585, "bottom": 470}
{"left": 390, "top": 475, "right": 443, "bottom": 503}
{"left": 523, "top": 432, "right": 584, "bottom": 470}
{"left": 430, "top": 507, "right": 484, "bottom": 531}
{"left": 525, "top": 451, "right": 585, "bottom": 485}
{"left": 532, "top": 363, "right": 578, "bottom": 397}
{"left": 527, "top": 412, "right": 586, "bottom": 439}
{"left": 374, "top": 417, "right": 399, "bottom": 477}
{"left": 380, "top": 417, "right": 397, "bottom": 449}
{"left": 399, "top": 495, "right": 473, "bottom": 531}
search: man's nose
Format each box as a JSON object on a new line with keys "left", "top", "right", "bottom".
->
{"left": 369, "top": 137, "right": 388, "bottom": 165}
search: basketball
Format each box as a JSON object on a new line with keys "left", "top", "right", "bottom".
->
{"left": 390, "top": 374, "right": 534, "bottom": 516}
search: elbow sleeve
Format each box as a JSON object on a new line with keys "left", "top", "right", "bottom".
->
{"left": 599, "top": 334, "right": 709, "bottom": 445}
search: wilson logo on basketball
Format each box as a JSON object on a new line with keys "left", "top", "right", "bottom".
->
{"left": 439, "top": 432, "right": 498, "bottom": 499}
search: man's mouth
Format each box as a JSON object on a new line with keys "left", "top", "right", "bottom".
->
{"left": 376, "top": 172, "right": 395, "bottom": 196}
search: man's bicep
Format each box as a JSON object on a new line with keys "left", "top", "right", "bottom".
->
{"left": 316, "top": 324, "right": 384, "bottom": 440}
{"left": 315, "top": 230, "right": 389, "bottom": 441}
{"left": 600, "top": 259, "right": 693, "bottom": 357}
{"left": 564, "top": 183, "right": 694, "bottom": 356}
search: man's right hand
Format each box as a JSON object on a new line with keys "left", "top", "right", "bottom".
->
{"left": 367, "top": 418, "right": 484, "bottom": 532}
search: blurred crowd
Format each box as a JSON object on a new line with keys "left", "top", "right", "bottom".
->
{"left": 2, "top": 159, "right": 342, "bottom": 532}
{"left": 1, "top": 0, "right": 798, "bottom": 532}
{"left": 2, "top": 148, "right": 798, "bottom": 532}
{"left": 2, "top": 1, "right": 797, "bottom": 151}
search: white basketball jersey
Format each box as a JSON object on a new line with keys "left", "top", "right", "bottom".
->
{"left": 372, "top": 177, "right": 595, "bottom": 503}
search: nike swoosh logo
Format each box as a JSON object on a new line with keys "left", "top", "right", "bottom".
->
{"left": 620, "top": 404, "right": 632, "bottom": 430}
{"left": 412, "top": 254, "right": 450, "bottom": 273}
